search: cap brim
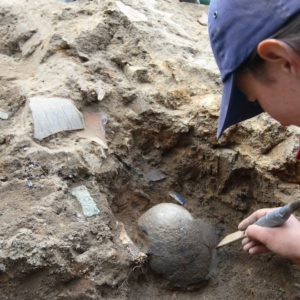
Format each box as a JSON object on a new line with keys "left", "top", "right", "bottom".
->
{"left": 217, "top": 74, "right": 264, "bottom": 138}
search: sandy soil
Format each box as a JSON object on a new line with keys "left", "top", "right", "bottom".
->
{"left": 0, "top": 0, "right": 300, "bottom": 299}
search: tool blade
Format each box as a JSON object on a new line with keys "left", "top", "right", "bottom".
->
{"left": 217, "top": 230, "right": 245, "bottom": 248}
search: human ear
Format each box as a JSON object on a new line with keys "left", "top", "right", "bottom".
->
{"left": 257, "top": 39, "right": 300, "bottom": 76}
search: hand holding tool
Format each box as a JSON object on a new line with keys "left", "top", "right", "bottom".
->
{"left": 217, "top": 200, "right": 300, "bottom": 248}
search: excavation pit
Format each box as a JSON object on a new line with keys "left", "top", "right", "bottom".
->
{"left": 111, "top": 157, "right": 296, "bottom": 299}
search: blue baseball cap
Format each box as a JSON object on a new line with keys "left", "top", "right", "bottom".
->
{"left": 208, "top": 0, "right": 300, "bottom": 138}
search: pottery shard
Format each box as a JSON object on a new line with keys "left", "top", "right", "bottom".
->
{"left": 29, "top": 96, "right": 84, "bottom": 140}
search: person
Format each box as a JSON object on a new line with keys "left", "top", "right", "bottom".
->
{"left": 208, "top": 0, "right": 300, "bottom": 264}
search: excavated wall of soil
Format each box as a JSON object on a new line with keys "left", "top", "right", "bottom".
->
{"left": 1, "top": 0, "right": 300, "bottom": 299}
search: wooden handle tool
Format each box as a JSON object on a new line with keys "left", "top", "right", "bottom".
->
{"left": 217, "top": 200, "right": 300, "bottom": 248}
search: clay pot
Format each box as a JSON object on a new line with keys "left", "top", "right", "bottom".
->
{"left": 138, "top": 203, "right": 217, "bottom": 288}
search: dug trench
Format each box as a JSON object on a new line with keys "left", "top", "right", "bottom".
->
{"left": 107, "top": 112, "right": 300, "bottom": 299}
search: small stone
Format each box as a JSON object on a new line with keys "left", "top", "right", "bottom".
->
{"left": 0, "top": 263, "right": 6, "bottom": 273}
{"left": 124, "top": 65, "right": 152, "bottom": 83}
{"left": 198, "top": 13, "right": 208, "bottom": 26}
{"left": 18, "top": 228, "right": 33, "bottom": 235}
{"left": 144, "top": 169, "right": 167, "bottom": 182}
{"left": 117, "top": 221, "right": 146, "bottom": 263}
{"left": 121, "top": 91, "right": 137, "bottom": 105}
{"left": 0, "top": 111, "right": 9, "bottom": 120}
{"left": 97, "top": 87, "right": 106, "bottom": 101}
{"left": 26, "top": 181, "right": 33, "bottom": 188}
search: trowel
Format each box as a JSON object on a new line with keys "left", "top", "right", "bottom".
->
{"left": 217, "top": 200, "right": 300, "bottom": 248}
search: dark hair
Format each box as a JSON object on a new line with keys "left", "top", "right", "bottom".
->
{"left": 238, "top": 14, "right": 300, "bottom": 74}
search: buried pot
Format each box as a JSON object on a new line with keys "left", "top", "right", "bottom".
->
{"left": 138, "top": 203, "right": 217, "bottom": 289}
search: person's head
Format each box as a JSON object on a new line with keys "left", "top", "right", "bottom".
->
{"left": 208, "top": 1, "right": 300, "bottom": 138}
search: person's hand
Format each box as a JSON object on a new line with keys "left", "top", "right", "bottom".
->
{"left": 238, "top": 208, "right": 300, "bottom": 265}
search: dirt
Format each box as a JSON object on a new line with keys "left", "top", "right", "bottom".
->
{"left": 1, "top": 0, "right": 300, "bottom": 299}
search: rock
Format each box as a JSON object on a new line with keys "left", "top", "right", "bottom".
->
{"left": 124, "top": 64, "right": 152, "bottom": 83}
{"left": 0, "top": 111, "right": 9, "bottom": 120}
{"left": 144, "top": 169, "right": 167, "bottom": 182}
{"left": 0, "top": 263, "right": 6, "bottom": 273}
{"left": 97, "top": 87, "right": 106, "bottom": 101}
{"left": 138, "top": 203, "right": 217, "bottom": 288}
{"left": 198, "top": 13, "right": 208, "bottom": 26}
{"left": 117, "top": 221, "right": 147, "bottom": 263}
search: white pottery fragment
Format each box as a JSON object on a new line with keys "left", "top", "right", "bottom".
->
{"left": 29, "top": 96, "right": 85, "bottom": 140}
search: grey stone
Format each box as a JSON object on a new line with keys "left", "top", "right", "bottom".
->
{"left": 0, "top": 263, "right": 6, "bottom": 273}
{"left": 0, "top": 111, "right": 9, "bottom": 120}
{"left": 144, "top": 169, "right": 167, "bottom": 182}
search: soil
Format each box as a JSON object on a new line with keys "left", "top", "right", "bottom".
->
{"left": 1, "top": 0, "right": 300, "bottom": 299}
